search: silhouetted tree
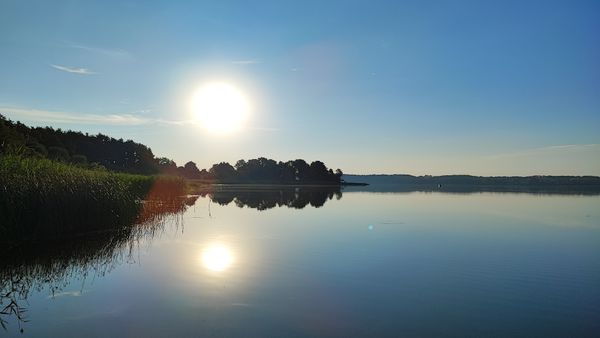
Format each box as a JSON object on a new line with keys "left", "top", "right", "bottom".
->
{"left": 198, "top": 169, "right": 212, "bottom": 180}
{"left": 0, "top": 114, "right": 161, "bottom": 174}
{"left": 209, "top": 162, "right": 238, "bottom": 182}
{"left": 0, "top": 114, "right": 347, "bottom": 183}
{"left": 0, "top": 115, "right": 26, "bottom": 153}
{"left": 156, "top": 157, "right": 178, "bottom": 175}
{"left": 200, "top": 157, "right": 343, "bottom": 184}
{"left": 179, "top": 161, "right": 201, "bottom": 179}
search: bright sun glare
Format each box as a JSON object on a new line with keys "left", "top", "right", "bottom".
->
{"left": 201, "top": 244, "right": 234, "bottom": 272}
{"left": 191, "top": 82, "right": 250, "bottom": 134}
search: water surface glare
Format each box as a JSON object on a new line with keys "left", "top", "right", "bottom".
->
{"left": 1, "top": 190, "right": 599, "bottom": 337}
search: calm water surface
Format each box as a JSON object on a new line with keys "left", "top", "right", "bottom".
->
{"left": 1, "top": 189, "right": 599, "bottom": 337}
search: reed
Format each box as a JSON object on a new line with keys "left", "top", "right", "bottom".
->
{"left": 0, "top": 155, "right": 186, "bottom": 242}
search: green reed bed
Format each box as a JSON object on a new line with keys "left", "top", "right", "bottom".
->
{"left": 0, "top": 155, "right": 185, "bottom": 242}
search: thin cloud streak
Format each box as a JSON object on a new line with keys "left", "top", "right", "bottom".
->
{"left": 231, "top": 60, "right": 260, "bottom": 65}
{"left": 1, "top": 106, "right": 279, "bottom": 131}
{"left": 0, "top": 106, "right": 174, "bottom": 126}
{"left": 69, "top": 43, "right": 133, "bottom": 60}
{"left": 51, "top": 64, "right": 96, "bottom": 75}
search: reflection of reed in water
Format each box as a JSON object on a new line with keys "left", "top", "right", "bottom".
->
{"left": 196, "top": 186, "right": 343, "bottom": 211}
{"left": 0, "top": 195, "right": 197, "bottom": 333}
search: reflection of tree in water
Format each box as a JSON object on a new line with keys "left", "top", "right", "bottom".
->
{"left": 0, "top": 195, "right": 197, "bottom": 333}
{"left": 199, "top": 186, "right": 342, "bottom": 211}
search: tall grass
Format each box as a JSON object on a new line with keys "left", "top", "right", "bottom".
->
{"left": 0, "top": 155, "right": 186, "bottom": 242}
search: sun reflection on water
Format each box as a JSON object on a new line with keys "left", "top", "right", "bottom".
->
{"left": 201, "top": 243, "right": 234, "bottom": 272}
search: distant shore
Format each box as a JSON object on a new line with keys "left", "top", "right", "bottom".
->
{"left": 344, "top": 174, "right": 600, "bottom": 187}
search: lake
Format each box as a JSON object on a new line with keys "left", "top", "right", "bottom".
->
{"left": 1, "top": 187, "right": 599, "bottom": 337}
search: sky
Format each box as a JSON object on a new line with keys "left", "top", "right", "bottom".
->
{"left": 1, "top": 0, "right": 599, "bottom": 175}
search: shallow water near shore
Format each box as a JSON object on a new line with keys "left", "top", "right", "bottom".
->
{"left": 1, "top": 188, "right": 599, "bottom": 337}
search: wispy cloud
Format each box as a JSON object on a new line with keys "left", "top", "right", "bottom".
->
{"left": 0, "top": 106, "right": 280, "bottom": 131}
{"left": 0, "top": 106, "right": 185, "bottom": 126}
{"left": 69, "top": 44, "right": 133, "bottom": 61}
{"left": 51, "top": 64, "right": 96, "bottom": 75}
{"left": 231, "top": 59, "right": 260, "bottom": 65}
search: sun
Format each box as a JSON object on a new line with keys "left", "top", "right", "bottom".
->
{"left": 191, "top": 82, "right": 250, "bottom": 133}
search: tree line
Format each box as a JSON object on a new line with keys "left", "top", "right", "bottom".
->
{"left": 1, "top": 114, "right": 159, "bottom": 174}
{"left": 176, "top": 157, "right": 343, "bottom": 184}
{"left": 1, "top": 114, "right": 343, "bottom": 184}
{"left": 343, "top": 174, "right": 600, "bottom": 189}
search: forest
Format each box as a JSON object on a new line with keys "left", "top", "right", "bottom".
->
{"left": 1, "top": 113, "right": 159, "bottom": 174}
{"left": 169, "top": 158, "right": 343, "bottom": 184}
{"left": 0, "top": 114, "right": 343, "bottom": 184}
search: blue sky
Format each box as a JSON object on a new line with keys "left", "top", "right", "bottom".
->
{"left": 1, "top": 0, "right": 599, "bottom": 175}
